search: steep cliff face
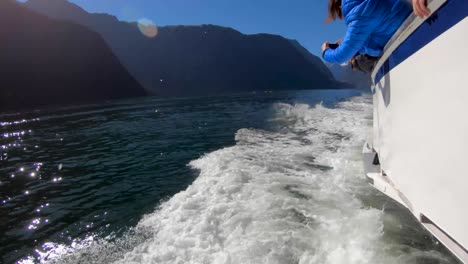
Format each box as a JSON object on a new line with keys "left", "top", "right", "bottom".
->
{"left": 25, "top": 0, "right": 345, "bottom": 96}
{"left": 0, "top": 0, "right": 146, "bottom": 111}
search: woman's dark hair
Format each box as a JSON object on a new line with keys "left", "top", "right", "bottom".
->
{"left": 327, "top": 0, "right": 343, "bottom": 23}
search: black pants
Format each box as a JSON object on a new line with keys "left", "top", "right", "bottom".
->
{"left": 352, "top": 54, "right": 379, "bottom": 74}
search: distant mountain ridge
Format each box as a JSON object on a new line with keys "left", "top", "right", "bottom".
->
{"left": 326, "top": 63, "right": 372, "bottom": 90}
{"left": 24, "top": 0, "right": 347, "bottom": 96}
{"left": 0, "top": 0, "right": 145, "bottom": 112}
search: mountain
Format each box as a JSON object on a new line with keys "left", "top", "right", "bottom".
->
{"left": 0, "top": 0, "right": 146, "bottom": 112}
{"left": 288, "top": 40, "right": 335, "bottom": 80}
{"left": 24, "top": 0, "right": 346, "bottom": 96}
{"left": 326, "top": 63, "right": 372, "bottom": 90}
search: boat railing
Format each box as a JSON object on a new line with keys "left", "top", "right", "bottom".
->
{"left": 371, "top": 0, "right": 448, "bottom": 82}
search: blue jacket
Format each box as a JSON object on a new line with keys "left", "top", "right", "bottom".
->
{"left": 323, "top": 0, "right": 412, "bottom": 64}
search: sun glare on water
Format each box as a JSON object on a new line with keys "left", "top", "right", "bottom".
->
{"left": 137, "top": 18, "right": 158, "bottom": 38}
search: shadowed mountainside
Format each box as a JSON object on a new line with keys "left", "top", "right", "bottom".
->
{"left": 0, "top": 0, "right": 146, "bottom": 112}
{"left": 25, "top": 0, "right": 347, "bottom": 96}
{"left": 326, "top": 63, "right": 372, "bottom": 90}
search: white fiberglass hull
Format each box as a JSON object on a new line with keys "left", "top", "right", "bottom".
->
{"left": 364, "top": 0, "right": 468, "bottom": 262}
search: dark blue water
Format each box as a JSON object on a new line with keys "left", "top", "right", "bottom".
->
{"left": 1, "top": 90, "right": 365, "bottom": 263}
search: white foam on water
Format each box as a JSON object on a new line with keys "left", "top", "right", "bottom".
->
{"left": 115, "top": 95, "right": 450, "bottom": 264}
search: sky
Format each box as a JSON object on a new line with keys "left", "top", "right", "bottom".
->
{"left": 65, "top": 0, "right": 347, "bottom": 56}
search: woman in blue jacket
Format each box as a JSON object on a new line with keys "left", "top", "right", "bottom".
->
{"left": 322, "top": 0, "right": 413, "bottom": 65}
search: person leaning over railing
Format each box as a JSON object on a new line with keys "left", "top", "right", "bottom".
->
{"left": 321, "top": 0, "right": 413, "bottom": 65}
{"left": 321, "top": 0, "right": 430, "bottom": 73}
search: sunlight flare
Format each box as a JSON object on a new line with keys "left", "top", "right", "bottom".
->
{"left": 137, "top": 18, "right": 158, "bottom": 38}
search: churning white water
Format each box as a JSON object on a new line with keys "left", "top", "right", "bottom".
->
{"left": 113, "top": 95, "right": 452, "bottom": 264}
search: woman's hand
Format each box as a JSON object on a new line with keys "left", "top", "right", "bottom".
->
{"left": 322, "top": 41, "right": 330, "bottom": 52}
{"left": 413, "top": 0, "right": 430, "bottom": 18}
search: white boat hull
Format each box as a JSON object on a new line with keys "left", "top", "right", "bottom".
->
{"left": 364, "top": 0, "right": 468, "bottom": 262}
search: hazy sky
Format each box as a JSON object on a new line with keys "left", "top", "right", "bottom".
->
{"left": 64, "top": 0, "right": 347, "bottom": 56}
